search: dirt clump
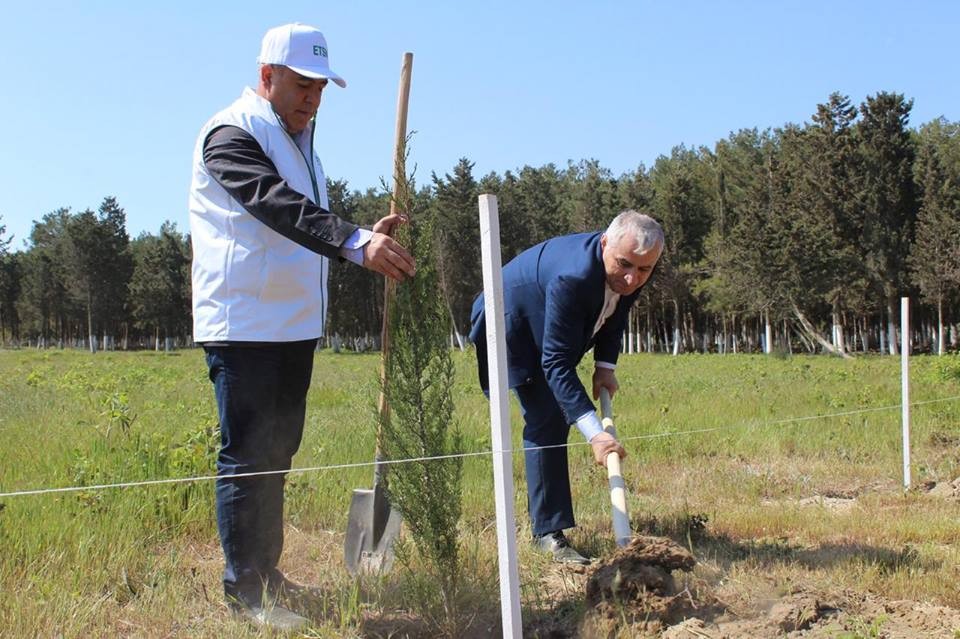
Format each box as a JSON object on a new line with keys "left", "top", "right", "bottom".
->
{"left": 766, "top": 593, "right": 838, "bottom": 632}
{"left": 677, "top": 590, "right": 960, "bottom": 639}
{"left": 925, "top": 476, "right": 960, "bottom": 498}
{"left": 582, "top": 535, "right": 723, "bottom": 634}
{"left": 798, "top": 495, "right": 858, "bottom": 512}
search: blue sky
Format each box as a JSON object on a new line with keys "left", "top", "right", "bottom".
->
{"left": 1, "top": 1, "right": 957, "bottom": 249}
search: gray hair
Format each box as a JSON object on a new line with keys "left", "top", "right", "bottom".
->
{"left": 605, "top": 210, "right": 664, "bottom": 255}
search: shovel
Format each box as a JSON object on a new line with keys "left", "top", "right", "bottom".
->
{"left": 344, "top": 52, "right": 413, "bottom": 576}
{"left": 600, "top": 388, "right": 631, "bottom": 547}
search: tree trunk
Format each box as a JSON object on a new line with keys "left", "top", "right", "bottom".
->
{"left": 792, "top": 303, "right": 852, "bottom": 359}
{"left": 886, "top": 297, "right": 899, "bottom": 355}
{"left": 633, "top": 307, "right": 641, "bottom": 354}
{"left": 661, "top": 306, "right": 670, "bottom": 353}
{"left": 671, "top": 299, "right": 681, "bottom": 356}
{"left": 720, "top": 314, "right": 728, "bottom": 354}
{"left": 764, "top": 311, "right": 773, "bottom": 354}
{"left": 646, "top": 306, "right": 654, "bottom": 353}
{"left": 732, "top": 314, "right": 738, "bottom": 354}
{"left": 87, "top": 292, "right": 96, "bottom": 354}
{"left": 937, "top": 295, "right": 945, "bottom": 356}
{"left": 440, "top": 283, "right": 465, "bottom": 352}
{"left": 831, "top": 308, "right": 846, "bottom": 354}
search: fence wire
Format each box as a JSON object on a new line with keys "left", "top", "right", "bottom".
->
{"left": 1, "top": 395, "right": 958, "bottom": 500}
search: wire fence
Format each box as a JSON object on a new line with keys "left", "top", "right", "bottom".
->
{"left": 2, "top": 395, "right": 957, "bottom": 501}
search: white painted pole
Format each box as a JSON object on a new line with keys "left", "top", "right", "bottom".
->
{"left": 478, "top": 194, "right": 522, "bottom": 638}
{"left": 599, "top": 389, "right": 631, "bottom": 547}
{"left": 901, "top": 297, "right": 911, "bottom": 489}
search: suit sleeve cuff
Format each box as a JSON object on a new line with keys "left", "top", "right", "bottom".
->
{"left": 574, "top": 410, "right": 604, "bottom": 442}
{"left": 595, "top": 361, "right": 616, "bottom": 370}
{"left": 339, "top": 228, "right": 373, "bottom": 266}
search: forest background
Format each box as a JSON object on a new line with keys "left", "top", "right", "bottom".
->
{"left": 1, "top": 91, "right": 958, "bottom": 357}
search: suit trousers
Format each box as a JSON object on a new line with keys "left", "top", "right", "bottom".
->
{"left": 203, "top": 339, "right": 316, "bottom": 606}
{"left": 514, "top": 377, "right": 576, "bottom": 536}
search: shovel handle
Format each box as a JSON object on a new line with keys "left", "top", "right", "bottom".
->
{"left": 599, "top": 387, "right": 616, "bottom": 438}
{"left": 374, "top": 52, "right": 414, "bottom": 475}
{"left": 600, "top": 388, "right": 630, "bottom": 546}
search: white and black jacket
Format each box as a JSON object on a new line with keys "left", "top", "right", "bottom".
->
{"left": 189, "top": 88, "right": 358, "bottom": 343}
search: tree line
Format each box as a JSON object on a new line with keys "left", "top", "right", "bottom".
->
{"left": 0, "top": 91, "right": 958, "bottom": 355}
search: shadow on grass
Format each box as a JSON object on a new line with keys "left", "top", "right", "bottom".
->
{"left": 278, "top": 580, "right": 449, "bottom": 637}
{"left": 632, "top": 511, "right": 941, "bottom": 575}
{"left": 522, "top": 593, "right": 587, "bottom": 639}
{"left": 359, "top": 603, "right": 503, "bottom": 639}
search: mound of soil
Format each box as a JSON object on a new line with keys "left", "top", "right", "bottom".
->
{"left": 575, "top": 537, "right": 960, "bottom": 638}
{"left": 924, "top": 476, "right": 960, "bottom": 498}
{"left": 582, "top": 535, "right": 724, "bottom": 634}
{"left": 663, "top": 591, "right": 960, "bottom": 638}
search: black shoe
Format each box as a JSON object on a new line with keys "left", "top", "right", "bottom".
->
{"left": 534, "top": 530, "right": 591, "bottom": 565}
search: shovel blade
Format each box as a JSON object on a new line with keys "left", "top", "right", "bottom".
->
{"left": 344, "top": 486, "right": 402, "bottom": 576}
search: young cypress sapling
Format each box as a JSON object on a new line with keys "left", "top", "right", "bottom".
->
{"left": 378, "top": 154, "right": 464, "bottom": 621}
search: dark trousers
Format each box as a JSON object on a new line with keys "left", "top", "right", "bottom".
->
{"left": 514, "top": 378, "right": 575, "bottom": 536}
{"left": 203, "top": 339, "right": 316, "bottom": 606}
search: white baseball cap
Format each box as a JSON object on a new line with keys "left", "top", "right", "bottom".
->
{"left": 257, "top": 23, "right": 346, "bottom": 88}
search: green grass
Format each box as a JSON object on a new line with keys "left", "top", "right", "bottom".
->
{"left": 1, "top": 349, "right": 959, "bottom": 637}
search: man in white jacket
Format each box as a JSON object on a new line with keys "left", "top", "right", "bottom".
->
{"left": 189, "top": 23, "right": 415, "bottom": 630}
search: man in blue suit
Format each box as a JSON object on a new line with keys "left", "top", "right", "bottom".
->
{"left": 469, "top": 210, "right": 663, "bottom": 564}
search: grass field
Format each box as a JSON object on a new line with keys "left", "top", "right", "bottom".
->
{"left": 1, "top": 349, "right": 959, "bottom": 637}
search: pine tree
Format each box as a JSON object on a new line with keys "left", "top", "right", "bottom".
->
{"left": 24, "top": 209, "right": 73, "bottom": 345}
{"left": 699, "top": 130, "right": 768, "bottom": 323}
{"left": 650, "top": 146, "right": 713, "bottom": 353}
{"left": 617, "top": 163, "right": 654, "bottom": 213}
{"left": 0, "top": 215, "right": 10, "bottom": 255}
{"left": 325, "top": 180, "right": 384, "bottom": 343}
{"left": 477, "top": 170, "right": 529, "bottom": 263}
{"left": 129, "top": 223, "right": 190, "bottom": 348}
{"left": 857, "top": 92, "right": 918, "bottom": 353}
{"left": 563, "top": 158, "right": 622, "bottom": 232}
{"left": 805, "top": 94, "right": 867, "bottom": 351}
{"left": 0, "top": 217, "right": 18, "bottom": 343}
{"left": 431, "top": 158, "right": 480, "bottom": 335}
{"left": 95, "top": 197, "right": 133, "bottom": 344}
{"left": 515, "top": 164, "right": 570, "bottom": 249}
{"left": 909, "top": 118, "right": 960, "bottom": 354}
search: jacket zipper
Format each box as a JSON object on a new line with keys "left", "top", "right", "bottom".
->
{"left": 281, "top": 116, "right": 321, "bottom": 203}
{"left": 275, "top": 109, "right": 327, "bottom": 333}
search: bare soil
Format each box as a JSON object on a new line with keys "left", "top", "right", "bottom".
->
{"left": 525, "top": 534, "right": 960, "bottom": 639}
{"left": 182, "top": 502, "right": 960, "bottom": 638}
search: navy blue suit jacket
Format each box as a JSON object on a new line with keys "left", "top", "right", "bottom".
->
{"left": 469, "top": 232, "right": 642, "bottom": 424}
